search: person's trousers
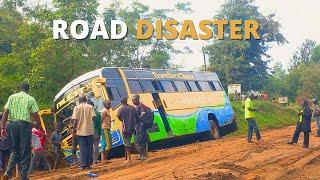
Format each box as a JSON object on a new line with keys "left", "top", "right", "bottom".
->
{"left": 78, "top": 135, "right": 93, "bottom": 168}
{"left": 0, "top": 149, "right": 11, "bottom": 171}
{"left": 101, "top": 129, "right": 112, "bottom": 152}
{"left": 5, "top": 120, "right": 31, "bottom": 180}
{"left": 29, "top": 150, "right": 51, "bottom": 174}
{"left": 92, "top": 133, "right": 100, "bottom": 163}
{"left": 136, "top": 123, "right": 148, "bottom": 149}
{"left": 314, "top": 116, "right": 320, "bottom": 136}
{"left": 53, "top": 146, "right": 61, "bottom": 169}
{"left": 246, "top": 118, "right": 261, "bottom": 142}
{"left": 72, "top": 135, "right": 78, "bottom": 155}
{"left": 292, "top": 124, "right": 310, "bottom": 147}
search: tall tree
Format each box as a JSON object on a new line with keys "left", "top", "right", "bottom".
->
{"left": 310, "top": 45, "right": 320, "bottom": 63}
{"left": 290, "top": 39, "right": 317, "bottom": 68}
{"left": 205, "top": 0, "right": 287, "bottom": 91}
{"left": 0, "top": 0, "right": 193, "bottom": 108}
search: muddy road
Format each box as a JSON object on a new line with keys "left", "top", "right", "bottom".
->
{"left": 32, "top": 123, "right": 320, "bottom": 180}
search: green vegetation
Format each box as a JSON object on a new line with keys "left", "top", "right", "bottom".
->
{"left": 265, "top": 40, "right": 320, "bottom": 101}
{"left": 0, "top": 0, "right": 319, "bottom": 110}
{"left": 231, "top": 100, "right": 298, "bottom": 136}
{"left": 0, "top": 0, "right": 192, "bottom": 108}
{"left": 204, "top": 0, "right": 287, "bottom": 91}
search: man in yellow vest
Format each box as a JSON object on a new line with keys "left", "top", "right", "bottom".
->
{"left": 245, "top": 93, "right": 262, "bottom": 143}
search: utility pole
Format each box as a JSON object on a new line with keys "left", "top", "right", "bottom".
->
{"left": 202, "top": 46, "right": 207, "bottom": 71}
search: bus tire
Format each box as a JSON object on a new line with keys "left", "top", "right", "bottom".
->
{"left": 199, "top": 120, "right": 220, "bottom": 141}
{"left": 209, "top": 120, "right": 220, "bottom": 140}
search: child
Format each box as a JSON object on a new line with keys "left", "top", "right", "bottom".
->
{"left": 51, "top": 126, "right": 61, "bottom": 169}
{"left": 29, "top": 125, "right": 51, "bottom": 174}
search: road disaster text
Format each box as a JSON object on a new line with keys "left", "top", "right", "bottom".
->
{"left": 53, "top": 19, "right": 260, "bottom": 40}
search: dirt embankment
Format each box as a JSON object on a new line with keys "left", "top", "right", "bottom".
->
{"left": 31, "top": 123, "right": 320, "bottom": 180}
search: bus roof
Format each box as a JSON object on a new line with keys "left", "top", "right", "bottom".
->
{"left": 54, "top": 67, "right": 220, "bottom": 101}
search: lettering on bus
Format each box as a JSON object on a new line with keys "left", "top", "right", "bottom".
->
{"left": 152, "top": 72, "right": 195, "bottom": 80}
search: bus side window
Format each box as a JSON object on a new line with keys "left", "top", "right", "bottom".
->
{"left": 128, "top": 80, "right": 143, "bottom": 94}
{"left": 198, "top": 81, "right": 212, "bottom": 92}
{"left": 160, "top": 81, "right": 176, "bottom": 93}
{"left": 141, "top": 80, "right": 156, "bottom": 92}
{"left": 173, "top": 81, "right": 188, "bottom": 92}
{"left": 186, "top": 81, "right": 200, "bottom": 92}
{"left": 208, "top": 81, "right": 217, "bottom": 91}
{"left": 106, "top": 87, "right": 121, "bottom": 108}
{"left": 212, "top": 81, "right": 223, "bottom": 91}
{"left": 151, "top": 80, "right": 162, "bottom": 92}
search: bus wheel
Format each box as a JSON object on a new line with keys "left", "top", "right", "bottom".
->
{"left": 209, "top": 120, "right": 220, "bottom": 140}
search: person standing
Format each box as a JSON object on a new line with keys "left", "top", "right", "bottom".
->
{"left": 288, "top": 99, "right": 312, "bottom": 148}
{"left": 132, "top": 94, "right": 152, "bottom": 161}
{"left": 51, "top": 126, "right": 61, "bottom": 170}
{"left": 87, "top": 100, "right": 101, "bottom": 164}
{"left": 312, "top": 99, "right": 320, "bottom": 137}
{"left": 0, "top": 114, "right": 11, "bottom": 177}
{"left": 100, "top": 100, "right": 112, "bottom": 163}
{"left": 72, "top": 95, "right": 96, "bottom": 170}
{"left": 117, "top": 97, "right": 137, "bottom": 163}
{"left": 70, "top": 124, "right": 79, "bottom": 166}
{"left": 29, "top": 126, "right": 51, "bottom": 174}
{"left": 1, "top": 83, "right": 43, "bottom": 180}
{"left": 245, "top": 93, "right": 262, "bottom": 143}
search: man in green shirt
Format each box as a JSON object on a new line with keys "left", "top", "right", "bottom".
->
{"left": 245, "top": 93, "right": 262, "bottom": 143}
{"left": 1, "top": 83, "right": 42, "bottom": 180}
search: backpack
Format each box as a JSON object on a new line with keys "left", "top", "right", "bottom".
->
{"left": 140, "top": 104, "right": 154, "bottom": 129}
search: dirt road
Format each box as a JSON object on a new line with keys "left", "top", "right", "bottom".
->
{"left": 32, "top": 123, "right": 320, "bottom": 180}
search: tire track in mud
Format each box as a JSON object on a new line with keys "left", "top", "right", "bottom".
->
{"left": 32, "top": 123, "right": 320, "bottom": 180}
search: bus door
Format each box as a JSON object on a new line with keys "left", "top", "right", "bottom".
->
{"left": 154, "top": 80, "right": 192, "bottom": 136}
{"left": 151, "top": 92, "right": 172, "bottom": 136}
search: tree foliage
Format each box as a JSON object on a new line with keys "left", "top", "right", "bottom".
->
{"left": 0, "top": 0, "right": 192, "bottom": 108}
{"left": 205, "top": 0, "right": 287, "bottom": 90}
{"left": 290, "top": 39, "right": 317, "bottom": 68}
{"left": 266, "top": 40, "right": 320, "bottom": 101}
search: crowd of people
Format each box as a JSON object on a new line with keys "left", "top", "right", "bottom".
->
{"left": 0, "top": 83, "right": 153, "bottom": 180}
{"left": 1, "top": 82, "right": 319, "bottom": 180}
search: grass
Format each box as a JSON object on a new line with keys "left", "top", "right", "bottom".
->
{"left": 230, "top": 99, "right": 299, "bottom": 136}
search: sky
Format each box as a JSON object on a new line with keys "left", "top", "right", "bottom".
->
{"left": 98, "top": 0, "right": 320, "bottom": 70}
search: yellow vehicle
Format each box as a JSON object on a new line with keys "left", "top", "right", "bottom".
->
{"left": 39, "top": 67, "right": 237, "bottom": 163}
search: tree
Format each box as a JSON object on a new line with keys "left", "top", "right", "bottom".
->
{"left": 266, "top": 42, "right": 320, "bottom": 101}
{"left": 0, "top": 0, "right": 193, "bottom": 108}
{"left": 264, "top": 62, "right": 292, "bottom": 98}
{"left": 310, "top": 45, "right": 320, "bottom": 63}
{"left": 205, "top": 0, "right": 287, "bottom": 91}
{"left": 290, "top": 39, "right": 317, "bottom": 68}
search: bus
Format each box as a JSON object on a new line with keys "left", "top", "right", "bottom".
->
{"left": 41, "top": 67, "right": 237, "bottom": 163}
